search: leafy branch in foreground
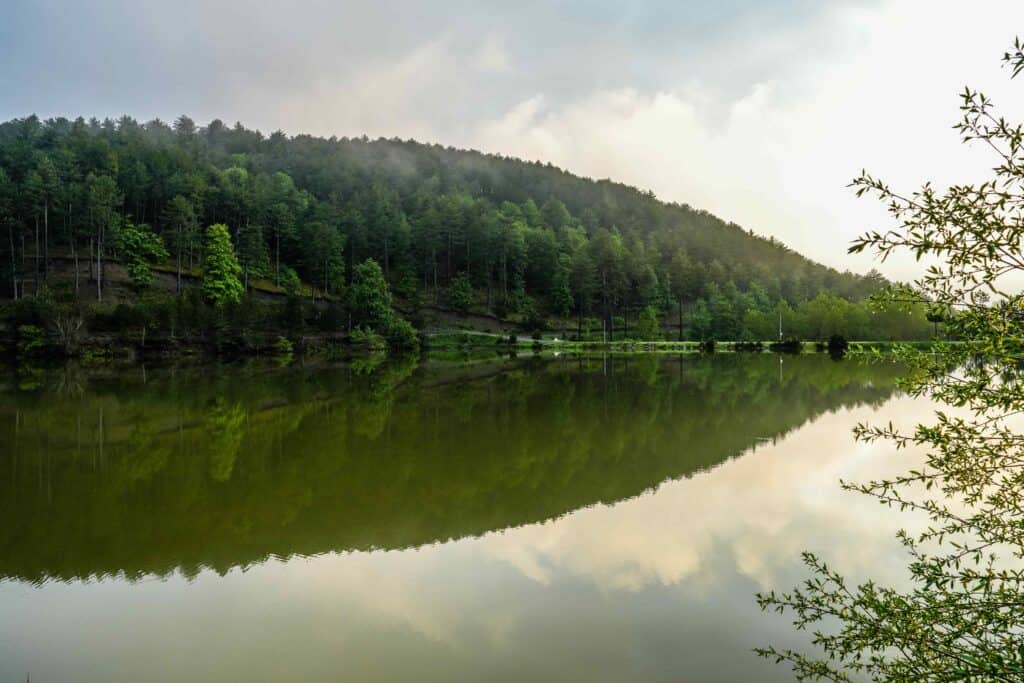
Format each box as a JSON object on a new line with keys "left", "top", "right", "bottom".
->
{"left": 757, "top": 41, "right": 1024, "bottom": 681}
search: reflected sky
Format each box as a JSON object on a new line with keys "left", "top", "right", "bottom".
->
{"left": 0, "top": 356, "right": 929, "bottom": 682}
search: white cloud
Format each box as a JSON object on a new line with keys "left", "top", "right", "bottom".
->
{"left": 473, "top": 33, "right": 513, "bottom": 75}
{"left": 468, "top": 0, "right": 1024, "bottom": 279}
{"left": 8, "top": 0, "right": 1024, "bottom": 279}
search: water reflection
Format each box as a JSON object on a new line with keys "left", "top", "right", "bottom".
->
{"left": 0, "top": 355, "right": 902, "bottom": 584}
{"left": 0, "top": 354, "right": 915, "bottom": 682}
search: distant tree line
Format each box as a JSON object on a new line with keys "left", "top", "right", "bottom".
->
{"left": 0, "top": 114, "right": 933, "bottom": 341}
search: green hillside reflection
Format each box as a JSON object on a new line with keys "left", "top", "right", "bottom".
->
{"left": 0, "top": 355, "right": 903, "bottom": 584}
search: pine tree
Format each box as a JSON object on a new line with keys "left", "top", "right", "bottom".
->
{"left": 202, "top": 224, "right": 243, "bottom": 306}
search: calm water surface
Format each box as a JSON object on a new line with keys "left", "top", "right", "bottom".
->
{"left": 0, "top": 354, "right": 920, "bottom": 682}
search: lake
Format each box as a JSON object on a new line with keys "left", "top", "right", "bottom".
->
{"left": 0, "top": 353, "right": 924, "bottom": 682}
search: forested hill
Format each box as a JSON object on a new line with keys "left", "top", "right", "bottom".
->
{"left": 0, "top": 114, "right": 922, "bottom": 341}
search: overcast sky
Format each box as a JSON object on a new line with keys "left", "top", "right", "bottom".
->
{"left": 3, "top": 0, "right": 1024, "bottom": 277}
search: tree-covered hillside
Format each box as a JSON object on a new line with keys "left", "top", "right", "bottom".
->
{"left": 0, "top": 114, "right": 932, "bottom": 342}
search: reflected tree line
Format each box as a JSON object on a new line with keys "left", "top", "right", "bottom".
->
{"left": 0, "top": 355, "right": 904, "bottom": 584}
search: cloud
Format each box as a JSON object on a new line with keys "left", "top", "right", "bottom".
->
{"left": 467, "top": 0, "right": 1024, "bottom": 278}
{"left": 4, "top": 0, "right": 1024, "bottom": 277}
{"left": 473, "top": 33, "right": 513, "bottom": 75}
{"left": 479, "top": 395, "right": 938, "bottom": 593}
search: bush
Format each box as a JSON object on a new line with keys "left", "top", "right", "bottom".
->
{"left": 279, "top": 265, "right": 301, "bottom": 296}
{"left": 273, "top": 335, "right": 294, "bottom": 357}
{"left": 445, "top": 272, "right": 474, "bottom": 312}
{"left": 827, "top": 334, "right": 849, "bottom": 355}
{"left": 769, "top": 337, "right": 803, "bottom": 354}
{"left": 350, "top": 326, "right": 386, "bottom": 351}
{"left": 16, "top": 325, "right": 46, "bottom": 357}
{"left": 635, "top": 305, "right": 662, "bottom": 341}
{"left": 386, "top": 317, "right": 420, "bottom": 352}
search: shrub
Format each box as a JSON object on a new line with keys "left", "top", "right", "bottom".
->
{"left": 827, "top": 334, "right": 849, "bottom": 355}
{"left": 350, "top": 326, "right": 386, "bottom": 351}
{"left": 386, "top": 317, "right": 420, "bottom": 352}
{"left": 445, "top": 272, "right": 474, "bottom": 312}
{"left": 769, "top": 337, "right": 803, "bottom": 354}
{"left": 279, "top": 265, "right": 301, "bottom": 296}
{"left": 16, "top": 325, "right": 46, "bottom": 357}
{"left": 273, "top": 335, "right": 294, "bottom": 357}
{"left": 635, "top": 305, "right": 662, "bottom": 341}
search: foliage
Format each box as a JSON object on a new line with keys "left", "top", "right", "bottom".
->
{"left": 445, "top": 272, "right": 474, "bottom": 312}
{"left": 350, "top": 326, "right": 386, "bottom": 351}
{"left": 635, "top": 305, "right": 662, "bottom": 340}
{"left": 385, "top": 316, "right": 420, "bottom": 353}
{"left": 16, "top": 324, "right": 46, "bottom": 357}
{"left": 758, "top": 40, "right": 1024, "bottom": 681}
{"left": 113, "top": 222, "right": 169, "bottom": 289}
{"left": 272, "top": 335, "right": 293, "bottom": 358}
{"left": 348, "top": 258, "right": 392, "bottom": 330}
{"left": 278, "top": 265, "right": 301, "bottom": 296}
{"left": 0, "top": 110, "right": 913, "bottom": 339}
{"left": 201, "top": 224, "right": 243, "bottom": 307}
{"left": 0, "top": 355, "right": 905, "bottom": 585}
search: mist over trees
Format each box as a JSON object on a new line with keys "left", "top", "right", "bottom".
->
{"left": 0, "top": 114, "right": 932, "bottom": 340}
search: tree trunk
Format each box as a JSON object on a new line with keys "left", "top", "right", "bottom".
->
{"left": 8, "top": 221, "right": 17, "bottom": 301}
{"left": 275, "top": 234, "right": 280, "bottom": 287}
{"left": 72, "top": 234, "right": 79, "bottom": 295}
{"left": 43, "top": 201, "right": 49, "bottom": 281}
{"left": 34, "top": 215, "right": 39, "bottom": 295}
{"left": 96, "top": 227, "right": 103, "bottom": 303}
{"left": 71, "top": 202, "right": 79, "bottom": 295}
{"left": 678, "top": 299, "right": 684, "bottom": 341}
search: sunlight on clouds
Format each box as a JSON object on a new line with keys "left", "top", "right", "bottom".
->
{"left": 479, "top": 395, "right": 936, "bottom": 594}
{"left": 469, "top": 0, "right": 1024, "bottom": 280}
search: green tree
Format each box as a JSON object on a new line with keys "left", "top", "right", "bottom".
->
{"left": 160, "top": 195, "right": 199, "bottom": 292}
{"left": 305, "top": 221, "right": 345, "bottom": 296}
{"left": 348, "top": 258, "right": 392, "bottom": 330}
{"left": 446, "top": 271, "right": 474, "bottom": 312}
{"left": 113, "top": 222, "right": 169, "bottom": 290}
{"left": 86, "top": 174, "right": 121, "bottom": 302}
{"left": 0, "top": 168, "right": 17, "bottom": 299}
{"left": 202, "top": 224, "right": 243, "bottom": 306}
{"left": 759, "top": 41, "right": 1024, "bottom": 681}
{"left": 550, "top": 255, "right": 575, "bottom": 320}
{"left": 279, "top": 265, "right": 301, "bottom": 296}
{"left": 634, "top": 305, "right": 662, "bottom": 340}
{"left": 236, "top": 221, "right": 270, "bottom": 289}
